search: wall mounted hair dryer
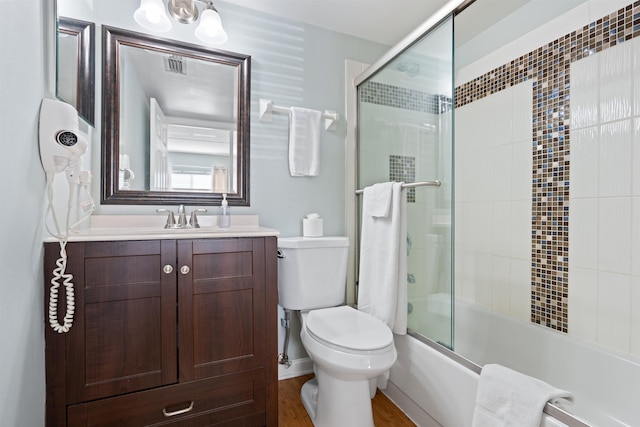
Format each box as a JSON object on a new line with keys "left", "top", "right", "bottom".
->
{"left": 39, "top": 98, "right": 88, "bottom": 183}
{"left": 39, "top": 98, "right": 93, "bottom": 334}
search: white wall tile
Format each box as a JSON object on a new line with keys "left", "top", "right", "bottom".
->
{"left": 598, "top": 197, "right": 632, "bottom": 274}
{"left": 633, "top": 118, "right": 640, "bottom": 197}
{"left": 631, "top": 276, "right": 640, "bottom": 358}
{"left": 492, "top": 201, "right": 512, "bottom": 257}
{"left": 454, "top": 248, "right": 463, "bottom": 299}
{"left": 475, "top": 97, "right": 496, "bottom": 151}
{"left": 493, "top": 144, "right": 512, "bottom": 201}
{"left": 511, "top": 140, "right": 532, "bottom": 201}
{"left": 568, "top": 266, "right": 599, "bottom": 343}
{"left": 570, "top": 53, "right": 600, "bottom": 129}
{"left": 476, "top": 253, "right": 494, "bottom": 309}
{"left": 569, "top": 198, "right": 599, "bottom": 269}
{"left": 510, "top": 200, "right": 531, "bottom": 261}
{"left": 476, "top": 201, "right": 494, "bottom": 254}
{"left": 510, "top": 259, "right": 531, "bottom": 322}
{"left": 598, "top": 120, "right": 632, "bottom": 197}
{"left": 634, "top": 38, "right": 640, "bottom": 117}
{"left": 632, "top": 197, "right": 640, "bottom": 277}
{"left": 570, "top": 126, "right": 599, "bottom": 199}
{"left": 492, "top": 256, "right": 511, "bottom": 315}
{"left": 458, "top": 202, "right": 478, "bottom": 253}
{"left": 454, "top": 105, "right": 473, "bottom": 153}
{"left": 456, "top": 150, "right": 473, "bottom": 202}
{"left": 459, "top": 251, "right": 478, "bottom": 303}
{"left": 475, "top": 147, "right": 495, "bottom": 202}
{"left": 492, "top": 89, "right": 513, "bottom": 147}
{"left": 599, "top": 41, "right": 633, "bottom": 123}
{"left": 597, "top": 271, "right": 631, "bottom": 353}
{"left": 511, "top": 83, "right": 533, "bottom": 142}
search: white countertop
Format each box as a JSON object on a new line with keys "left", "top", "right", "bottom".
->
{"left": 44, "top": 215, "right": 279, "bottom": 242}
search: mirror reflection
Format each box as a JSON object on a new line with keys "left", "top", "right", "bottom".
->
{"left": 118, "top": 44, "right": 238, "bottom": 195}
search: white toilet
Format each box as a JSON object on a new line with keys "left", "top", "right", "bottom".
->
{"left": 277, "top": 236, "right": 397, "bottom": 427}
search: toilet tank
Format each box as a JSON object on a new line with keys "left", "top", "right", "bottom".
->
{"left": 277, "top": 236, "right": 349, "bottom": 310}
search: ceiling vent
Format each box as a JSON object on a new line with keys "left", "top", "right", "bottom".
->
{"left": 164, "top": 55, "right": 187, "bottom": 75}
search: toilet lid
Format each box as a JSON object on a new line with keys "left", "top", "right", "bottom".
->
{"left": 305, "top": 306, "right": 393, "bottom": 352}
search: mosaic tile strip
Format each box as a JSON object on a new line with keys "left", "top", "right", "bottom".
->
{"left": 389, "top": 155, "right": 416, "bottom": 202}
{"left": 454, "top": 1, "right": 640, "bottom": 332}
{"left": 360, "top": 81, "right": 451, "bottom": 114}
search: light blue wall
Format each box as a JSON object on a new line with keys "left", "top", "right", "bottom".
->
{"left": 0, "top": 1, "right": 388, "bottom": 423}
{"left": 0, "top": 0, "right": 48, "bottom": 425}
{"left": 91, "top": 2, "right": 389, "bottom": 238}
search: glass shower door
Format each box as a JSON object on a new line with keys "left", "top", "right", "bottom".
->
{"left": 357, "top": 16, "right": 453, "bottom": 347}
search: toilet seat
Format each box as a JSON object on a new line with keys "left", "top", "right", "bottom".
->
{"left": 305, "top": 306, "right": 393, "bottom": 354}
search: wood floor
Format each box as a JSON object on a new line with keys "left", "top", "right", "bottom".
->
{"left": 278, "top": 374, "right": 416, "bottom": 426}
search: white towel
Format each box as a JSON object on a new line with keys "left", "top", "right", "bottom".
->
{"left": 471, "top": 364, "right": 575, "bottom": 427}
{"left": 364, "top": 182, "right": 394, "bottom": 217}
{"left": 289, "top": 107, "right": 321, "bottom": 176}
{"left": 358, "top": 182, "right": 407, "bottom": 335}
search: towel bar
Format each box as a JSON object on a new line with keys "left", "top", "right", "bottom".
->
{"left": 355, "top": 180, "right": 441, "bottom": 195}
{"left": 259, "top": 98, "right": 339, "bottom": 130}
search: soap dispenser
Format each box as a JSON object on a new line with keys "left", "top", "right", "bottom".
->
{"left": 218, "top": 194, "right": 230, "bottom": 228}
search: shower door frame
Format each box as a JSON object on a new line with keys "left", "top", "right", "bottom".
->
{"left": 351, "top": 1, "right": 469, "bottom": 349}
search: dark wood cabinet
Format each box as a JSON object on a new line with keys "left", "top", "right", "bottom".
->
{"left": 44, "top": 237, "right": 278, "bottom": 427}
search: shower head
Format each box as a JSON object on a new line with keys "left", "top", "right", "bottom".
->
{"left": 396, "top": 62, "right": 420, "bottom": 77}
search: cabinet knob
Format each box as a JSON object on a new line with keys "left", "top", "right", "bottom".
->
{"left": 180, "top": 265, "right": 191, "bottom": 275}
{"left": 163, "top": 265, "right": 173, "bottom": 274}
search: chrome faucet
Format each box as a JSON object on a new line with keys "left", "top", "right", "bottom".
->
{"left": 189, "top": 208, "right": 207, "bottom": 228}
{"left": 176, "top": 205, "right": 187, "bottom": 227}
{"left": 157, "top": 205, "right": 207, "bottom": 229}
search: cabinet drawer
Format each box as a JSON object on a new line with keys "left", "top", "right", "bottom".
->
{"left": 67, "top": 369, "right": 266, "bottom": 427}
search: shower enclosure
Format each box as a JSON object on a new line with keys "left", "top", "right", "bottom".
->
{"left": 356, "top": 16, "right": 454, "bottom": 348}
{"left": 355, "top": 0, "right": 640, "bottom": 425}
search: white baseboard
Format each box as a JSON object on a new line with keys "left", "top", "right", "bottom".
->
{"left": 278, "top": 357, "right": 314, "bottom": 380}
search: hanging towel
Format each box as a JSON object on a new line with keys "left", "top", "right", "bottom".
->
{"left": 471, "top": 364, "right": 575, "bottom": 427}
{"left": 364, "top": 182, "right": 394, "bottom": 217}
{"left": 358, "top": 181, "right": 407, "bottom": 335}
{"left": 289, "top": 107, "right": 321, "bottom": 176}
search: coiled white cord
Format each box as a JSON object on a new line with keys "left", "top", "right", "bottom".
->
{"left": 49, "top": 239, "right": 75, "bottom": 333}
{"left": 45, "top": 172, "right": 80, "bottom": 333}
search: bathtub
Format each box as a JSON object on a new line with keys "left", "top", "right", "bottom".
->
{"left": 384, "top": 298, "right": 640, "bottom": 427}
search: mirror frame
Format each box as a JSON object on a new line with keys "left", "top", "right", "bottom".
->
{"left": 58, "top": 16, "right": 95, "bottom": 126}
{"left": 101, "top": 26, "right": 251, "bottom": 206}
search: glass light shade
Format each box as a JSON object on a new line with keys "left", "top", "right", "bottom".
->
{"left": 195, "top": 8, "right": 228, "bottom": 44}
{"left": 134, "top": 0, "right": 172, "bottom": 32}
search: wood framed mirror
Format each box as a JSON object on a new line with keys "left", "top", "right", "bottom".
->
{"left": 101, "top": 26, "right": 250, "bottom": 206}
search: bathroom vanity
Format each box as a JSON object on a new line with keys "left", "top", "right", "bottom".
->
{"left": 43, "top": 217, "right": 279, "bottom": 426}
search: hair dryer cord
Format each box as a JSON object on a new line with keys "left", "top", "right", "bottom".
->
{"left": 48, "top": 240, "right": 75, "bottom": 333}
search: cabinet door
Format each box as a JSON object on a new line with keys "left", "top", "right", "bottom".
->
{"left": 65, "top": 240, "right": 178, "bottom": 403}
{"left": 177, "top": 238, "right": 266, "bottom": 381}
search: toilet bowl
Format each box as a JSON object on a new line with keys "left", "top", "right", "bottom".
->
{"left": 277, "top": 236, "right": 398, "bottom": 427}
{"left": 299, "top": 306, "right": 397, "bottom": 427}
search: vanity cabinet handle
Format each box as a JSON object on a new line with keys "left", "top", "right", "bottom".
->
{"left": 162, "top": 401, "right": 194, "bottom": 417}
{"left": 180, "top": 265, "right": 190, "bottom": 275}
{"left": 163, "top": 265, "right": 174, "bottom": 274}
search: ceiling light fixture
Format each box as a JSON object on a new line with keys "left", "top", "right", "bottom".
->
{"left": 134, "top": 0, "right": 172, "bottom": 32}
{"left": 134, "top": 0, "right": 228, "bottom": 45}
